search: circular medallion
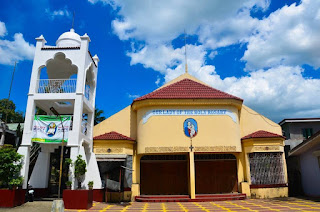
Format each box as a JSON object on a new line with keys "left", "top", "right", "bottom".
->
{"left": 183, "top": 118, "right": 198, "bottom": 138}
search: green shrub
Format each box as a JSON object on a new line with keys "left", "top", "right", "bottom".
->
{"left": 74, "top": 155, "right": 87, "bottom": 189}
{"left": 0, "top": 146, "right": 23, "bottom": 189}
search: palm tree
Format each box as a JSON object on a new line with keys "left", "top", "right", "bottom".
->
{"left": 94, "top": 108, "right": 105, "bottom": 125}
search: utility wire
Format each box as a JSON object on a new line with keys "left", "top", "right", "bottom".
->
{"left": 242, "top": 105, "right": 279, "bottom": 127}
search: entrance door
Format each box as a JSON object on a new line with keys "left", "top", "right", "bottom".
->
{"left": 140, "top": 155, "right": 188, "bottom": 195}
{"left": 48, "top": 147, "right": 70, "bottom": 197}
{"left": 195, "top": 154, "right": 238, "bottom": 194}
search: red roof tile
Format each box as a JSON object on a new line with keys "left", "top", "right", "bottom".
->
{"left": 242, "top": 130, "right": 285, "bottom": 140}
{"left": 93, "top": 131, "right": 135, "bottom": 141}
{"left": 133, "top": 78, "right": 243, "bottom": 102}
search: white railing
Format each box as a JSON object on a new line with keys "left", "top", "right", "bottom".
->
{"left": 37, "top": 79, "right": 77, "bottom": 94}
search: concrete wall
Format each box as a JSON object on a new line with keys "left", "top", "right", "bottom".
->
{"left": 136, "top": 104, "right": 241, "bottom": 154}
{"left": 300, "top": 143, "right": 320, "bottom": 196}
{"left": 93, "top": 106, "right": 136, "bottom": 139}
{"left": 286, "top": 122, "right": 320, "bottom": 141}
{"left": 240, "top": 105, "right": 282, "bottom": 137}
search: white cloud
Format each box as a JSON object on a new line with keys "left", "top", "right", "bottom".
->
{"left": 46, "top": 7, "right": 71, "bottom": 20}
{"left": 195, "top": 65, "right": 320, "bottom": 121}
{"left": 242, "top": 0, "right": 320, "bottom": 70}
{"left": 0, "top": 21, "right": 7, "bottom": 37}
{"left": 127, "top": 93, "right": 140, "bottom": 99}
{"left": 0, "top": 33, "right": 35, "bottom": 65}
{"left": 108, "top": 0, "right": 268, "bottom": 45}
{"left": 155, "top": 76, "right": 161, "bottom": 87}
{"left": 92, "top": 0, "right": 320, "bottom": 120}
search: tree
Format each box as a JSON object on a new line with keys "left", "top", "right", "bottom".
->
{"left": 0, "top": 99, "right": 24, "bottom": 123}
{"left": 0, "top": 146, "right": 23, "bottom": 188}
{"left": 94, "top": 108, "right": 105, "bottom": 125}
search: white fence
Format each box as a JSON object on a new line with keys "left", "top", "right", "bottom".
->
{"left": 38, "top": 79, "right": 77, "bottom": 94}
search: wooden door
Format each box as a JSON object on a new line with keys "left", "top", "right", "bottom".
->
{"left": 140, "top": 160, "right": 188, "bottom": 195}
{"left": 195, "top": 160, "right": 238, "bottom": 194}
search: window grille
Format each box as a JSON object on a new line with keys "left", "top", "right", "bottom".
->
{"left": 249, "top": 152, "right": 285, "bottom": 185}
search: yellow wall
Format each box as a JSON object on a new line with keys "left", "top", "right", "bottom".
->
{"left": 93, "top": 140, "right": 134, "bottom": 155}
{"left": 93, "top": 106, "right": 137, "bottom": 139}
{"left": 136, "top": 104, "right": 241, "bottom": 154}
{"left": 250, "top": 187, "right": 288, "bottom": 198}
{"left": 92, "top": 74, "right": 289, "bottom": 200}
{"left": 240, "top": 105, "right": 282, "bottom": 137}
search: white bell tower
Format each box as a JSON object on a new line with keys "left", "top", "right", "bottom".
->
{"left": 18, "top": 28, "right": 102, "bottom": 190}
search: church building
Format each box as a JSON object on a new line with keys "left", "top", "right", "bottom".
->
{"left": 93, "top": 73, "right": 288, "bottom": 201}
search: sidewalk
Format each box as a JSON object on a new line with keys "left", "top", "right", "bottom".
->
{"left": 0, "top": 197, "right": 320, "bottom": 211}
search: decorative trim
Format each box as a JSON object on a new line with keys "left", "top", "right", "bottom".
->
{"left": 145, "top": 147, "right": 189, "bottom": 153}
{"left": 253, "top": 146, "right": 280, "bottom": 151}
{"left": 142, "top": 109, "right": 238, "bottom": 124}
{"left": 95, "top": 148, "right": 123, "bottom": 154}
{"left": 132, "top": 99, "right": 243, "bottom": 111}
{"left": 144, "top": 146, "right": 237, "bottom": 153}
{"left": 250, "top": 184, "right": 288, "bottom": 189}
{"left": 41, "top": 47, "right": 80, "bottom": 50}
{"left": 195, "top": 146, "right": 237, "bottom": 152}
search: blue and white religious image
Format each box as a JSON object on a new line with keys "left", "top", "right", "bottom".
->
{"left": 184, "top": 118, "right": 198, "bottom": 138}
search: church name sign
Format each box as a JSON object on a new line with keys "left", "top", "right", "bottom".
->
{"left": 142, "top": 109, "right": 237, "bottom": 124}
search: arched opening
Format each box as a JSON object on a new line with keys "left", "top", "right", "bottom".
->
{"left": 195, "top": 153, "right": 238, "bottom": 194}
{"left": 37, "top": 53, "right": 78, "bottom": 94}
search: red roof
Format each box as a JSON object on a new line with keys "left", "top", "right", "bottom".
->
{"left": 93, "top": 131, "right": 135, "bottom": 141}
{"left": 242, "top": 130, "right": 285, "bottom": 140}
{"left": 133, "top": 78, "right": 242, "bottom": 102}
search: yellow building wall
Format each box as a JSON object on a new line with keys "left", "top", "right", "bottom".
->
{"left": 240, "top": 105, "right": 282, "bottom": 137}
{"left": 250, "top": 187, "right": 288, "bottom": 198}
{"left": 93, "top": 106, "right": 137, "bottom": 139}
{"left": 93, "top": 140, "right": 134, "bottom": 155}
{"left": 136, "top": 105, "right": 241, "bottom": 154}
{"left": 92, "top": 74, "right": 289, "bottom": 200}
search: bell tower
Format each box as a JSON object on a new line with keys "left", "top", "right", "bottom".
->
{"left": 18, "top": 28, "right": 102, "bottom": 190}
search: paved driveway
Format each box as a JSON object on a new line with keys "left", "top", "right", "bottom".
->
{"left": 65, "top": 197, "right": 320, "bottom": 212}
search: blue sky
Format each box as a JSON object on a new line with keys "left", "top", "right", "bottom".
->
{"left": 0, "top": 0, "right": 319, "bottom": 123}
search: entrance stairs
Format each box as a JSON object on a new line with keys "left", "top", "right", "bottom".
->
{"left": 135, "top": 193, "right": 246, "bottom": 202}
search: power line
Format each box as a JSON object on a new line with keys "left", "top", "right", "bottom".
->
{"left": 242, "top": 106, "right": 279, "bottom": 127}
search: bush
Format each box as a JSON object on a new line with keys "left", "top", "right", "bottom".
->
{"left": 74, "top": 155, "right": 86, "bottom": 189}
{"left": 0, "top": 146, "right": 23, "bottom": 189}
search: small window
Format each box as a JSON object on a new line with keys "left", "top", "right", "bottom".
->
{"left": 302, "top": 128, "right": 313, "bottom": 139}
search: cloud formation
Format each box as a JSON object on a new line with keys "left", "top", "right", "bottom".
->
{"left": 0, "top": 22, "right": 35, "bottom": 65}
{"left": 0, "top": 21, "right": 7, "bottom": 37}
{"left": 243, "top": 0, "right": 320, "bottom": 70}
{"left": 45, "top": 7, "right": 71, "bottom": 20}
{"left": 90, "top": 0, "right": 320, "bottom": 120}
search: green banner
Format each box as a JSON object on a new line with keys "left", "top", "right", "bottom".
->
{"left": 32, "top": 115, "right": 72, "bottom": 143}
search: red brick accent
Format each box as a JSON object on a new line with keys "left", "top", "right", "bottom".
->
{"left": 93, "top": 131, "right": 135, "bottom": 141}
{"left": 133, "top": 79, "right": 243, "bottom": 102}
{"left": 242, "top": 130, "right": 285, "bottom": 140}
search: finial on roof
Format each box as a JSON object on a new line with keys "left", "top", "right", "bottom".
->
{"left": 184, "top": 30, "right": 188, "bottom": 74}
{"left": 71, "top": 11, "right": 75, "bottom": 30}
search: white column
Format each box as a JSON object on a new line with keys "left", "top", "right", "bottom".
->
{"left": 69, "top": 146, "right": 79, "bottom": 190}
{"left": 21, "top": 97, "right": 36, "bottom": 146}
{"left": 17, "top": 145, "right": 30, "bottom": 189}
{"left": 28, "top": 145, "right": 52, "bottom": 188}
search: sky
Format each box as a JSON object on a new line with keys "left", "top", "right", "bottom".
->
{"left": 0, "top": 0, "right": 319, "bottom": 123}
